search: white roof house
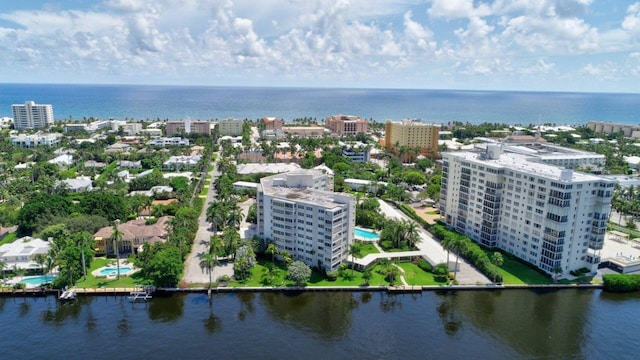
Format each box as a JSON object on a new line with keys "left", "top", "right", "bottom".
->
{"left": 0, "top": 237, "right": 50, "bottom": 270}
{"left": 59, "top": 176, "right": 93, "bottom": 192}
{"left": 49, "top": 154, "right": 74, "bottom": 166}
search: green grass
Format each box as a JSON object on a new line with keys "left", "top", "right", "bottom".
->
{"left": 490, "top": 252, "right": 552, "bottom": 285}
{"left": 397, "top": 262, "right": 445, "bottom": 286}
{"left": 358, "top": 243, "right": 379, "bottom": 257}
{"left": 0, "top": 232, "right": 17, "bottom": 246}
{"left": 74, "top": 257, "right": 151, "bottom": 288}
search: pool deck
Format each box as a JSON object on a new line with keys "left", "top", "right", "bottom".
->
{"left": 92, "top": 259, "right": 138, "bottom": 278}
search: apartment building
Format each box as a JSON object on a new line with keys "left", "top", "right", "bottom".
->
{"left": 440, "top": 144, "right": 613, "bottom": 276}
{"left": 166, "top": 118, "right": 211, "bottom": 136}
{"left": 481, "top": 143, "right": 606, "bottom": 170}
{"left": 12, "top": 101, "right": 54, "bottom": 130}
{"left": 217, "top": 118, "right": 244, "bottom": 136}
{"left": 384, "top": 120, "right": 440, "bottom": 158}
{"left": 257, "top": 170, "right": 355, "bottom": 271}
{"left": 325, "top": 114, "right": 368, "bottom": 136}
{"left": 586, "top": 121, "right": 640, "bottom": 138}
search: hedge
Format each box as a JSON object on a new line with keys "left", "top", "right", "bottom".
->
{"left": 431, "top": 223, "right": 503, "bottom": 283}
{"left": 602, "top": 274, "right": 640, "bottom": 292}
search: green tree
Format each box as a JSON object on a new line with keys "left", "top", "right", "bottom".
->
{"left": 265, "top": 242, "right": 279, "bottom": 264}
{"left": 349, "top": 242, "right": 362, "bottom": 276}
{"left": 362, "top": 268, "right": 373, "bottom": 285}
{"left": 33, "top": 253, "right": 47, "bottom": 275}
{"left": 109, "top": 222, "right": 123, "bottom": 280}
{"left": 491, "top": 252, "right": 504, "bottom": 284}
{"left": 199, "top": 253, "right": 218, "bottom": 290}
{"left": 287, "top": 261, "right": 311, "bottom": 286}
{"left": 261, "top": 262, "right": 279, "bottom": 285}
{"left": 147, "top": 246, "right": 183, "bottom": 287}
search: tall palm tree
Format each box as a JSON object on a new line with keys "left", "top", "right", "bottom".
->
{"left": 0, "top": 259, "right": 6, "bottom": 281}
{"left": 226, "top": 203, "right": 244, "bottom": 230}
{"left": 199, "top": 253, "right": 219, "bottom": 291}
{"left": 349, "top": 242, "right": 362, "bottom": 276}
{"left": 206, "top": 202, "right": 226, "bottom": 234}
{"left": 451, "top": 237, "right": 465, "bottom": 280}
{"left": 109, "top": 221, "right": 123, "bottom": 280}
{"left": 441, "top": 235, "right": 453, "bottom": 269}
{"left": 404, "top": 221, "right": 420, "bottom": 249}
{"left": 491, "top": 252, "right": 504, "bottom": 284}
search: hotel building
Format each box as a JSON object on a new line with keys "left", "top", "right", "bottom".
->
{"left": 384, "top": 120, "right": 440, "bottom": 158}
{"left": 440, "top": 144, "right": 613, "bottom": 276}
{"left": 257, "top": 170, "right": 355, "bottom": 271}
{"left": 12, "top": 101, "right": 54, "bottom": 130}
{"left": 325, "top": 114, "right": 368, "bottom": 136}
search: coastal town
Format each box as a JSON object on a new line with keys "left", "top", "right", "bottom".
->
{"left": 2, "top": 101, "right": 640, "bottom": 295}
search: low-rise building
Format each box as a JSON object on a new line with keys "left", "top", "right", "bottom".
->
{"left": 118, "top": 160, "right": 142, "bottom": 169}
{"left": 166, "top": 118, "right": 211, "bottom": 136}
{"left": 163, "top": 155, "right": 202, "bottom": 170}
{"left": 0, "top": 237, "right": 50, "bottom": 271}
{"left": 49, "top": 154, "right": 74, "bottom": 166}
{"left": 10, "top": 133, "right": 61, "bottom": 147}
{"left": 93, "top": 217, "right": 172, "bottom": 255}
{"left": 59, "top": 176, "right": 93, "bottom": 192}
{"left": 147, "top": 137, "right": 190, "bottom": 147}
{"left": 340, "top": 141, "right": 371, "bottom": 163}
{"left": 283, "top": 126, "right": 327, "bottom": 137}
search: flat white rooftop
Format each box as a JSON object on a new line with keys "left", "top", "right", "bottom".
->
{"left": 448, "top": 151, "right": 610, "bottom": 182}
{"left": 237, "top": 163, "right": 301, "bottom": 175}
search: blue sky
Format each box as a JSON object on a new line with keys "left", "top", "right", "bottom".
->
{"left": 1, "top": 0, "right": 640, "bottom": 93}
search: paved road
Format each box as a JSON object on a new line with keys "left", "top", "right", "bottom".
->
{"left": 183, "top": 154, "right": 233, "bottom": 284}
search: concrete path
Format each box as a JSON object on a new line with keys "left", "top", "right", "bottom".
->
{"left": 182, "top": 153, "right": 233, "bottom": 284}
{"left": 393, "top": 263, "right": 409, "bottom": 286}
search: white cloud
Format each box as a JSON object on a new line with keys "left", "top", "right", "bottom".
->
{"left": 0, "top": 0, "right": 638, "bottom": 90}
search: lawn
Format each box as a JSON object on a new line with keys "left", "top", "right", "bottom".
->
{"left": 491, "top": 253, "right": 552, "bottom": 285}
{"left": 397, "top": 262, "right": 445, "bottom": 286}
{"left": 74, "top": 257, "right": 151, "bottom": 288}
{"left": 358, "top": 243, "right": 379, "bottom": 257}
{"left": 0, "top": 232, "right": 17, "bottom": 246}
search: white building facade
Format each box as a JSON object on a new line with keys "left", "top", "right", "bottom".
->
{"left": 257, "top": 170, "right": 355, "bottom": 271}
{"left": 12, "top": 101, "right": 54, "bottom": 130}
{"left": 440, "top": 145, "right": 613, "bottom": 276}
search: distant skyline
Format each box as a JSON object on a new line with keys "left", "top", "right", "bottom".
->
{"left": 1, "top": 1, "right": 640, "bottom": 93}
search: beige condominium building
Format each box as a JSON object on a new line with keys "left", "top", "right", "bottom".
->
{"left": 384, "top": 119, "right": 440, "bottom": 158}
{"left": 325, "top": 114, "right": 368, "bottom": 136}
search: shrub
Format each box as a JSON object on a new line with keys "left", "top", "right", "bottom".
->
{"left": 603, "top": 274, "right": 640, "bottom": 292}
{"left": 416, "top": 259, "right": 432, "bottom": 272}
{"left": 326, "top": 270, "right": 339, "bottom": 281}
{"left": 218, "top": 275, "right": 231, "bottom": 282}
{"left": 379, "top": 240, "right": 394, "bottom": 250}
{"left": 145, "top": 217, "right": 158, "bottom": 225}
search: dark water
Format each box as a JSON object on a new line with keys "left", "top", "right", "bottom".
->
{"left": 1, "top": 290, "right": 638, "bottom": 359}
{"left": 1, "top": 83, "right": 639, "bottom": 125}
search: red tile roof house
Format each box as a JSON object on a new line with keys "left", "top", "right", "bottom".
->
{"left": 93, "top": 216, "right": 172, "bottom": 255}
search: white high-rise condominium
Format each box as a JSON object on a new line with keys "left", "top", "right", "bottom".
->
{"left": 12, "top": 101, "right": 54, "bottom": 130}
{"left": 257, "top": 169, "right": 355, "bottom": 271}
{"left": 440, "top": 144, "right": 614, "bottom": 276}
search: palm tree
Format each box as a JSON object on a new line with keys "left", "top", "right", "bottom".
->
{"left": 441, "top": 235, "right": 452, "bottom": 269}
{"left": 491, "top": 252, "right": 504, "bottom": 284}
{"left": 222, "top": 228, "right": 240, "bottom": 260}
{"left": 199, "top": 253, "right": 218, "bottom": 291}
{"left": 450, "top": 237, "right": 464, "bottom": 280}
{"left": 33, "top": 253, "right": 47, "bottom": 276}
{"left": 280, "top": 250, "right": 292, "bottom": 266}
{"left": 349, "top": 242, "right": 362, "bottom": 276}
{"left": 404, "top": 221, "right": 420, "bottom": 249}
{"left": 265, "top": 242, "right": 279, "bottom": 264}
{"left": 226, "top": 204, "right": 244, "bottom": 230}
{"left": 0, "top": 259, "right": 6, "bottom": 281}
{"left": 206, "top": 202, "right": 226, "bottom": 234}
{"left": 109, "top": 221, "right": 123, "bottom": 280}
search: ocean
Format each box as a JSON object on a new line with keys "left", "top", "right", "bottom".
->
{"left": 0, "top": 83, "right": 639, "bottom": 126}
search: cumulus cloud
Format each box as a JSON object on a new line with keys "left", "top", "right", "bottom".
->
{"left": 0, "top": 0, "right": 637, "bottom": 89}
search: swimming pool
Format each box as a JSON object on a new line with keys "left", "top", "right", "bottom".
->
{"left": 99, "top": 266, "right": 132, "bottom": 276}
{"left": 21, "top": 275, "right": 56, "bottom": 286}
{"left": 354, "top": 228, "right": 380, "bottom": 240}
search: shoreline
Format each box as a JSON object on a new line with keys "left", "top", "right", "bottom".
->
{"left": 0, "top": 283, "right": 604, "bottom": 298}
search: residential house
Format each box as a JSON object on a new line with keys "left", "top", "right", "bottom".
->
{"left": 0, "top": 237, "right": 50, "bottom": 271}
{"left": 93, "top": 216, "right": 172, "bottom": 255}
